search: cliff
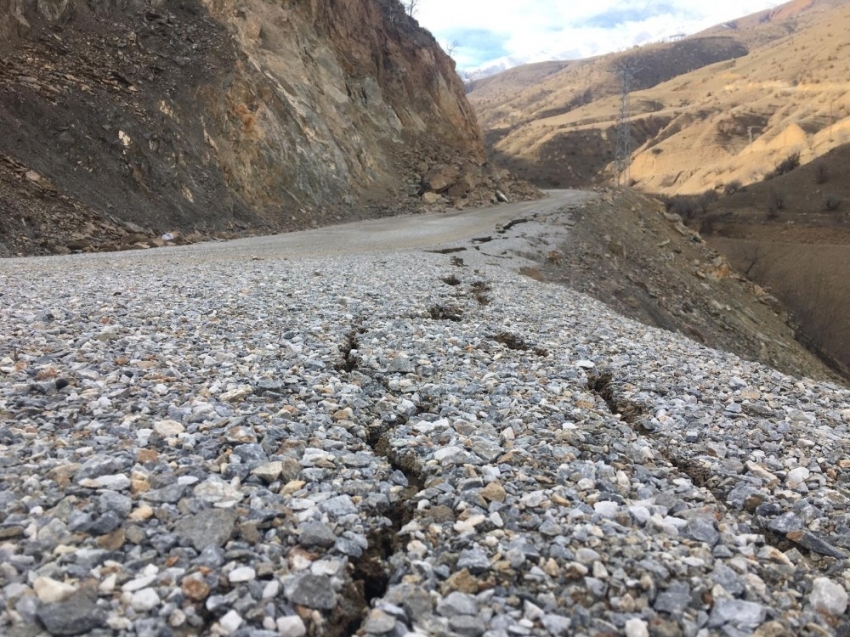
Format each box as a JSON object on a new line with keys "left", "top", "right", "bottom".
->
{"left": 0, "top": 0, "right": 506, "bottom": 255}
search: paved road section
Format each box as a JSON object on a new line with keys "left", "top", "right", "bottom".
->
{"left": 0, "top": 193, "right": 849, "bottom": 637}
{"left": 206, "top": 190, "right": 596, "bottom": 259}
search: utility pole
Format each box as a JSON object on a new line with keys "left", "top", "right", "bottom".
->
{"left": 615, "top": 66, "right": 636, "bottom": 187}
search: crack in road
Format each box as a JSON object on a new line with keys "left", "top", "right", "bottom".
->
{"left": 586, "top": 372, "right": 848, "bottom": 565}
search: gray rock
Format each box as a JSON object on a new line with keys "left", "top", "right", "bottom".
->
{"left": 768, "top": 512, "right": 803, "bottom": 534}
{"left": 98, "top": 490, "right": 133, "bottom": 518}
{"left": 335, "top": 536, "right": 364, "bottom": 557}
{"left": 36, "top": 598, "right": 107, "bottom": 635}
{"left": 233, "top": 443, "right": 268, "bottom": 464}
{"left": 298, "top": 521, "right": 337, "bottom": 548}
{"left": 541, "top": 614, "right": 572, "bottom": 636}
{"left": 387, "top": 584, "right": 433, "bottom": 621}
{"left": 725, "top": 483, "right": 761, "bottom": 510}
{"left": 437, "top": 591, "right": 478, "bottom": 616}
{"left": 285, "top": 574, "right": 337, "bottom": 610}
{"left": 654, "top": 582, "right": 691, "bottom": 615}
{"left": 789, "top": 530, "right": 847, "bottom": 559}
{"left": 319, "top": 495, "right": 357, "bottom": 518}
{"left": 449, "top": 615, "right": 486, "bottom": 637}
{"left": 457, "top": 548, "right": 490, "bottom": 574}
{"left": 710, "top": 563, "right": 744, "bottom": 597}
{"left": 142, "top": 483, "right": 187, "bottom": 504}
{"left": 809, "top": 577, "right": 849, "bottom": 616}
{"left": 87, "top": 511, "right": 123, "bottom": 535}
{"left": 708, "top": 599, "right": 767, "bottom": 629}
{"left": 66, "top": 511, "right": 92, "bottom": 533}
{"left": 195, "top": 545, "right": 226, "bottom": 568}
{"left": 174, "top": 508, "right": 238, "bottom": 551}
{"left": 73, "top": 456, "right": 125, "bottom": 482}
{"left": 363, "top": 609, "right": 397, "bottom": 634}
{"left": 684, "top": 517, "right": 719, "bottom": 546}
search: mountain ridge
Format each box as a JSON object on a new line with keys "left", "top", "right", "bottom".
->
{"left": 468, "top": 0, "right": 850, "bottom": 193}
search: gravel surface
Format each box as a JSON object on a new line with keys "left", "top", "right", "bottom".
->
{"left": 1, "top": 217, "right": 849, "bottom": 637}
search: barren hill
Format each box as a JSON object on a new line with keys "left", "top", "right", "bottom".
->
{"left": 0, "top": 0, "right": 535, "bottom": 257}
{"left": 675, "top": 144, "right": 850, "bottom": 375}
{"left": 469, "top": 0, "right": 850, "bottom": 194}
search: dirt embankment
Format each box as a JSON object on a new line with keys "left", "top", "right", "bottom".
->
{"left": 681, "top": 145, "right": 850, "bottom": 377}
{"left": 0, "top": 0, "right": 538, "bottom": 256}
{"left": 530, "top": 188, "right": 841, "bottom": 384}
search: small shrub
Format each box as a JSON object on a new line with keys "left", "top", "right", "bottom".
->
{"left": 429, "top": 304, "right": 463, "bottom": 322}
{"left": 470, "top": 281, "right": 492, "bottom": 305}
{"left": 670, "top": 196, "right": 698, "bottom": 220}
{"left": 776, "top": 152, "right": 800, "bottom": 175}
{"left": 767, "top": 190, "right": 785, "bottom": 218}
{"left": 700, "top": 216, "right": 716, "bottom": 235}
{"left": 824, "top": 195, "right": 842, "bottom": 211}
{"left": 763, "top": 152, "right": 801, "bottom": 181}
{"left": 815, "top": 163, "right": 829, "bottom": 185}
{"left": 699, "top": 189, "right": 719, "bottom": 210}
{"left": 724, "top": 180, "right": 743, "bottom": 195}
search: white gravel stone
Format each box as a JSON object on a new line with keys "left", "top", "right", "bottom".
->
{"left": 228, "top": 567, "right": 256, "bottom": 583}
{"left": 277, "top": 615, "right": 307, "bottom": 637}
{"left": 625, "top": 618, "right": 650, "bottom": 637}
{"left": 33, "top": 577, "right": 75, "bottom": 603}
{"left": 153, "top": 419, "right": 185, "bottom": 437}
{"left": 786, "top": 467, "right": 810, "bottom": 489}
{"left": 219, "top": 609, "right": 243, "bottom": 634}
{"left": 810, "top": 578, "right": 849, "bottom": 616}
{"left": 130, "top": 588, "right": 161, "bottom": 612}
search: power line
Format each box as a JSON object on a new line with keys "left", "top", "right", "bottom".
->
{"left": 614, "top": 65, "right": 638, "bottom": 187}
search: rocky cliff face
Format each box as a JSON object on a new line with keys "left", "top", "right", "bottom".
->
{"left": 0, "top": 0, "right": 505, "bottom": 255}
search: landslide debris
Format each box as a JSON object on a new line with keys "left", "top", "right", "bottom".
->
{"left": 0, "top": 0, "right": 538, "bottom": 257}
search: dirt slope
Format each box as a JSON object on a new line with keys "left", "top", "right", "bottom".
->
{"left": 524, "top": 188, "right": 840, "bottom": 384}
{"left": 0, "top": 0, "right": 536, "bottom": 256}
{"left": 680, "top": 145, "right": 850, "bottom": 375}
{"left": 469, "top": 0, "right": 850, "bottom": 194}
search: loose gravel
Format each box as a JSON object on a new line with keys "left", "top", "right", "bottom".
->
{"left": 0, "top": 242, "right": 849, "bottom": 637}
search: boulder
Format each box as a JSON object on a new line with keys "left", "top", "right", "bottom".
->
{"left": 447, "top": 173, "right": 477, "bottom": 199}
{"left": 423, "top": 164, "right": 460, "bottom": 193}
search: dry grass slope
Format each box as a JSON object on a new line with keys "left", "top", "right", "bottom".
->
{"left": 469, "top": 0, "right": 850, "bottom": 194}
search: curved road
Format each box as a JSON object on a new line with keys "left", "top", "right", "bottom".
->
{"left": 196, "top": 189, "right": 596, "bottom": 261}
{"left": 0, "top": 190, "right": 595, "bottom": 270}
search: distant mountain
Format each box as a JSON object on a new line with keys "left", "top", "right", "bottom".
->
{"left": 468, "top": 0, "right": 850, "bottom": 193}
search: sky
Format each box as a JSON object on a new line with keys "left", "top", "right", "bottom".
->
{"left": 415, "top": 0, "right": 786, "bottom": 74}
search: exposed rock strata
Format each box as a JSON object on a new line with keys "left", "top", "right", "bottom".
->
{"left": 0, "top": 0, "right": 535, "bottom": 255}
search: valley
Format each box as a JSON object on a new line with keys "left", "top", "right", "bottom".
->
{"left": 467, "top": 0, "right": 850, "bottom": 378}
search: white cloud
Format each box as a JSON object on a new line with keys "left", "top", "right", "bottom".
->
{"left": 416, "top": 0, "right": 786, "bottom": 71}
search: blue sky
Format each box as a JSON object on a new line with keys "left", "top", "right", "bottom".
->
{"left": 415, "top": 0, "right": 786, "bottom": 73}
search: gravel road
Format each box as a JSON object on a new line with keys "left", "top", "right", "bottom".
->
{"left": 1, "top": 193, "right": 849, "bottom": 637}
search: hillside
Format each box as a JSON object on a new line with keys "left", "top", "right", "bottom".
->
{"left": 468, "top": 0, "right": 850, "bottom": 193}
{"left": 0, "top": 0, "right": 536, "bottom": 257}
{"left": 679, "top": 144, "right": 850, "bottom": 375}
{"left": 524, "top": 189, "right": 840, "bottom": 383}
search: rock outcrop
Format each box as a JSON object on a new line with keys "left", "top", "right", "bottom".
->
{"left": 0, "top": 0, "right": 527, "bottom": 255}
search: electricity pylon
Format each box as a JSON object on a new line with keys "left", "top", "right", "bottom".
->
{"left": 614, "top": 65, "right": 638, "bottom": 187}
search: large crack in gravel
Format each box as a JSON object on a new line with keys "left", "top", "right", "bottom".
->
{"left": 586, "top": 372, "right": 648, "bottom": 430}
{"left": 588, "top": 371, "right": 849, "bottom": 568}
{"left": 589, "top": 371, "right": 728, "bottom": 491}
{"left": 335, "top": 328, "right": 428, "bottom": 636}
